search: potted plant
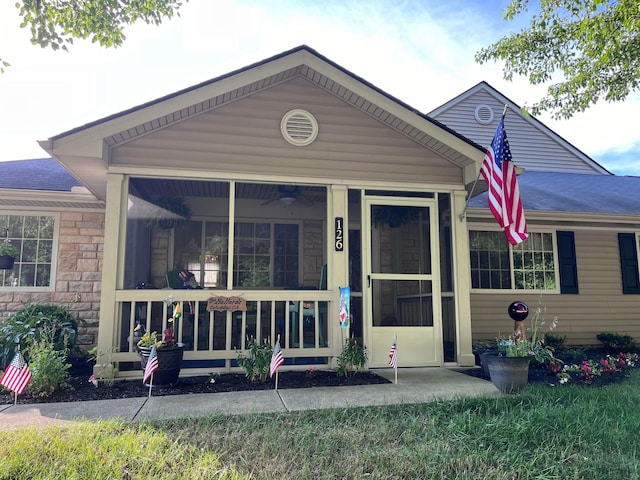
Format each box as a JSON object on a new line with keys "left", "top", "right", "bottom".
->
{"left": 0, "top": 236, "right": 19, "bottom": 270}
{"left": 136, "top": 299, "right": 185, "bottom": 385}
{"left": 143, "top": 196, "right": 191, "bottom": 229}
{"left": 484, "top": 302, "right": 558, "bottom": 393}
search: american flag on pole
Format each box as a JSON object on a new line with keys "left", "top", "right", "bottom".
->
{"left": 389, "top": 339, "right": 398, "bottom": 369}
{"left": 143, "top": 344, "right": 159, "bottom": 384}
{"left": 0, "top": 350, "right": 32, "bottom": 395}
{"left": 480, "top": 114, "right": 528, "bottom": 245}
{"left": 270, "top": 339, "right": 284, "bottom": 378}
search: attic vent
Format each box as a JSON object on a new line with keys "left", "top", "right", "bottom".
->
{"left": 474, "top": 104, "right": 494, "bottom": 125}
{"left": 281, "top": 109, "right": 318, "bottom": 146}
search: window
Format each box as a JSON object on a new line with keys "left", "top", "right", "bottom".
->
{"left": 470, "top": 231, "right": 557, "bottom": 291}
{"left": 0, "top": 214, "right": 55, "bottom": 288}
{"left": 618, "top": 233, "right": 640, "bottom": 294}
{"left": 175, "top": 220, "right": 299, "bottom": 288}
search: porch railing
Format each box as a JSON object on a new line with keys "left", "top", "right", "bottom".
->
{"left": 111, "top": 289, "right": 334, "bottom": 377}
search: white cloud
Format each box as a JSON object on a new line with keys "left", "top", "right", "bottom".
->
{"left": 0, "top": 0, "right": 637, "bottom": 175}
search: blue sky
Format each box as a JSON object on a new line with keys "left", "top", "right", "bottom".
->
{"left": 0, "top": 0, "right": 638, "bottom": 175}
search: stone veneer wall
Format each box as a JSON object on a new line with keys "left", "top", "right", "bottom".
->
{"left": 0, "top": 211, "right": 105, "bottom": 351}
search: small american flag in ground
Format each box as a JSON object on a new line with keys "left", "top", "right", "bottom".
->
{"left": 0, "top": 350, "right": 32, "bottom": 395}
{"left": 480, "top": 114, "right": 528, "bottom": 245}
{"left": 270, "top": 339, "right": 284, "bottom": 378}
{"left": 389, "top": 340, "right": 398, "bottom": 369}
{"left": 143, "top": 344, "right": 159, "bottom": 384}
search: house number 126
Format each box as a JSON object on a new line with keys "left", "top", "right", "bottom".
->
{"left": 335, "top": 217, "right": 344, "bottom": 251}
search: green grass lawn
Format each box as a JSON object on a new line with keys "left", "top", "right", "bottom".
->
{"left": 2, "top": 371, "right": 640, "bottom": 479}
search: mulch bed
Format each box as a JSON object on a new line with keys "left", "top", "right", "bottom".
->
{"left": 464, "top": 347, "right": 639, "bottom": 388}
{"left": 4, "top": 347, "right": 638, "bottom": 405}
{"left": 0, "top": 370, "right": 390, "bottom": 405}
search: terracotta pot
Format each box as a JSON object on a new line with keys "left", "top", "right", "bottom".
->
{"left": 0, "top": 255, "right": 15, "bottom": 270}
{"left": 137, "top": 343, "right": 184, "bottom": 385}
{"left": 484, "top": 354, "right": 530, "bottom": 394}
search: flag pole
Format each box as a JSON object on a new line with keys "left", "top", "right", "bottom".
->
{"left": 274, "top": 334, "right": 281, "bottom": 391}
{"left": 459, "top": 104, "right": 511, "bottom": 222}
{"left": 148, "top": 374, "right": 153, "bottom": 398}
{"left": 394, "top": 333, "right": 398, "bottom": 385}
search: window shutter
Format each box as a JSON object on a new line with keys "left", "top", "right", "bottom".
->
{"left": 557, "top": 231, "right": 579, "bottom": 294}
{"left": 618, "top": 233, "right": 640, "bottom": 294}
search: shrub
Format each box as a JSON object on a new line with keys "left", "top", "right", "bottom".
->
{"left": 596, "top": 332, "right": 635, "bottom": 351}
{"left": 337, "top": 338, "right": 367, "bottom": 377}
{"left": 88, "top": 346, "right": 119, "bottom": 386}
{"left": 26, "top": 326, "right": 72, "bottom": 397}
{"left": 0, "top": 302, "right": 82, "bottom": 368}
{"left": 236, "top": 338, "right": 273, "bottom": 382}
{"left": 544, "top": 333, "right": 566, "bottom": 349}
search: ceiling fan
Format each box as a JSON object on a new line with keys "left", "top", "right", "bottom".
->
{"left": 261, "top": 185, "right": 314, "bottom": 207}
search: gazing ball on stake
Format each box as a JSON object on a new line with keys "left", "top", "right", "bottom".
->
{"left": 508, "top": 301, "right": 529, "bottom": 341}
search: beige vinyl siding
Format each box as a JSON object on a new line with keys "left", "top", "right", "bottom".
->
{"left": 432, "top": 90, "right": 602, "bottom": 174}
{"left": 112, "top": 77, "right": 462, "bottom": 185}
{"left": 470, "top": 229, "right": 640, "bottom": 346}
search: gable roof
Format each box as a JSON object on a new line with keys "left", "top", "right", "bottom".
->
{"left": 0, "top": 158, "right": 81, "bottom": 191}
{"left": 39, "top": 45, "right": 486, "bottom": 200}
{"left": 469, "top": 171, "right": 640, "bottom": 216}
{"left": 429, "top": 82, "right": 611, "bottom": 175}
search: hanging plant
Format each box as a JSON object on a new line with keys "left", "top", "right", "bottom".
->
{"left": 0, "top": 229, "right": 19, "bottom": 269}
{"left": 372, "top": 206, "right": 419, "bottom": 228}
{"left": 0, "top": 238, "right": 19, "bottom": 259}
{"left": 143, "top": 197, "right": 192, "bottom": 229}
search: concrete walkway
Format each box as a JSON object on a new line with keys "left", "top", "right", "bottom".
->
{"left": 0, "top": 368, "right": 498, "bottom": 430}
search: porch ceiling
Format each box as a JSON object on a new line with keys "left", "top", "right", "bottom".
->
{"left": 130, "top": 178, "right": 327, "bottom": 204}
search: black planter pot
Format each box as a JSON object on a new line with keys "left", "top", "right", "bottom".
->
{"left": 0, "top": 255, "right": 15, "bottom": 270}
{"left": 484, "top": 354, "right": 531, "bottom": 394}
{"left": 138, "top": 343, "right": 184, "bottom": 386}
{"left": 479, "top": 350, "right": 500, "bottom": 377}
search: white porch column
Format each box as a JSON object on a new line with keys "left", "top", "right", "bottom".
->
{"left": 452, "top": 189, "right": 475, "bottom": 366}
{"left": 329, "top": 185, "right": 348, "bottom": 360}
{"left": 94, "top": 173, "right": 125, "bottom": 374}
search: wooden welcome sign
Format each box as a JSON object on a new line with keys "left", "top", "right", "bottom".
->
{"left": 206, "top": 296, "right": 247, "bottom": 312}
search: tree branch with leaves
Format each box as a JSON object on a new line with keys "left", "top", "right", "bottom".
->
{"left": 3, "top": 0, "right": 187, "bottom": 70}
{"left": 476, "top": 0, "right": 640, "bottom": 119}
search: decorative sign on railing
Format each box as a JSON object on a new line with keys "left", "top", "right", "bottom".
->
{"left": 206, "top": 296, "right": 247, "bottom": 312}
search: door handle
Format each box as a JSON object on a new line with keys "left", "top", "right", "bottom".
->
{"left": 367, "top": 275, "right": 371, "bottom": 288}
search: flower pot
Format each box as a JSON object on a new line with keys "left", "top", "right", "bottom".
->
{"left": 480, "top": 350, "right": 500, "bottom": 377}
{"left": 0, "top": 255, "right": 15, "bottom": 270}
{"left": 138, "top": 343, "right": 184, "bottom": 385}
{"left": 484, "top": 354, "right": 531, "bottom": 394}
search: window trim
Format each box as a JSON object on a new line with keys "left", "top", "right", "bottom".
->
{"left": 0, "top": 211, "right": 59, "bottom": 292}
{"left": 469, "top": 228, "right": 561, "bottom": 294}
{"left": 173, "top": 217, "right": 304, "bottom": 289}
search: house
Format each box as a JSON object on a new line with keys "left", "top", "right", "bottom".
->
{"left": 1, "top": 46, "right": 638, "bottom": 378}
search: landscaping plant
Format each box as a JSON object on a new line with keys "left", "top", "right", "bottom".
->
{"left": 596, "top": 332, "right": 635, "bottom": 351}
{"left": 0, "top": 301, "right": 82, "bottom": 368}
{"left": 88, "top": 346, "right": 119, "bottom": 386}
{"left": 236, "top": 337, "right": 273, "bottom": 382}
{"left": 25, "top": 326, "right": 72, "bottom": 397}
{"left": 336, "top": 337, "right": 367, "bottom": 376}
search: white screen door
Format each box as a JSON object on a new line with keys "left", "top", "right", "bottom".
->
{"left": 363, "top": 197, "right": 442, "bottom": 367}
